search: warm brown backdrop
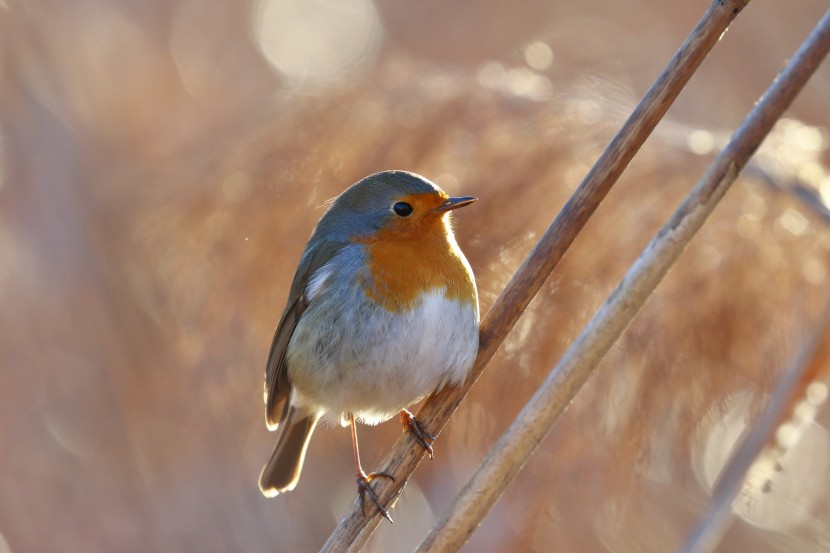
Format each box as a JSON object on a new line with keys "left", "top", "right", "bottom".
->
{"left": 1, "top": 1, "right": 829, "bottom": 552}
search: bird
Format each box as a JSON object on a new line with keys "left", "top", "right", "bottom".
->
{"left": 259, "top": 170, "right": 479, "bottom": 521}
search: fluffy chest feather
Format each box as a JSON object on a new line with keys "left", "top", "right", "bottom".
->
{"left": 286, "top": 244, "right": 479, "bottom": 425}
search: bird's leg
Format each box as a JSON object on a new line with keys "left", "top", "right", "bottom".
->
{"left": 349, "top": 413, "right": 395, "bottom": 523}
{"left": 400, "top": 408, "right": 436, "bottom": 459}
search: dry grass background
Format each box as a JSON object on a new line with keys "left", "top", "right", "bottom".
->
{"left": 1, "top": 1, "right": 830, "bottom": 552}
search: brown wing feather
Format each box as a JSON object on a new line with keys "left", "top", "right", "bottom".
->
{"left": 264, "top": 239, "right": 348, "bottom": 430}
{"left": 264, "top": 298, "right": 305, "bottom": 429}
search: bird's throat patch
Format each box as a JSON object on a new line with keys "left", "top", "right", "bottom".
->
{"left": 355, "top": 194, "right": 476, "bottom": 312}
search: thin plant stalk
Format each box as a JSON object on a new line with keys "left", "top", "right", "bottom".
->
{"left": 320, "top": 1, "right": 751, "bottom": 551}
{"left": 416, "top": 8, "right": 830, "bottom": 552}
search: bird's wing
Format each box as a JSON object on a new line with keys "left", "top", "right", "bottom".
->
{"left": 264, "top": 239, "right": 348, "bottom": 429}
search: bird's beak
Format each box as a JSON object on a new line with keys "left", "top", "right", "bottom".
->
{"left": 434, "top": 196, "right": 477, "bottom": 213}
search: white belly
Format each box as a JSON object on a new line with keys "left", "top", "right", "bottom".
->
{"left": 288, "top": 288, "right": 479, "bottom": 425}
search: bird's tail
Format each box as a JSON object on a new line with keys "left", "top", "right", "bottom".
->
{"left": 259, "top": 406, "right": 319, "bottom": 497}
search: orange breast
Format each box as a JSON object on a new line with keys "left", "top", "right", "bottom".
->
{"left": 356, "top": 194, "right": 476, "bottom": 313}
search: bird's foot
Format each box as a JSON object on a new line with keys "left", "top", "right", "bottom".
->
{"left": 400, "top": 408, "right": 436, "bottom": 459}
{"left": 357, "top": 470, "right": 396, "bottom": 523}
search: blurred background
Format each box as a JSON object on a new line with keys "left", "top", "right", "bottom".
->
{"left": 2, "top": 0, "right": 830, "bottom": 551}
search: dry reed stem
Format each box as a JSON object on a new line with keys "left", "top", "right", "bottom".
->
{"left": 416, "top": 7, "right": 830, "bottom": 553}
{"left": 319, "top": 1, "right": 751, "bottom": 551}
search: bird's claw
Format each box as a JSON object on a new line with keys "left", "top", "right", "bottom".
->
{"left": 357, "top": 470, "right": 396, "bottom": 523}
{"left": 400, "top": 409, "right": 436, "bottom": 459}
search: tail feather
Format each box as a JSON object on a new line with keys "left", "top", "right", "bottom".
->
{"left": 259, "top": 407, "right": 319, "bottom": 497}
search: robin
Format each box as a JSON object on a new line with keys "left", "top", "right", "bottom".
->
{"left": 259, "top": 170, "right": 479, "bottom": 521}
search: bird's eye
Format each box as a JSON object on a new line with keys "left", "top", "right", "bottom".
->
{"left": 392, "top": 202, "right": 413, "bottom": 217}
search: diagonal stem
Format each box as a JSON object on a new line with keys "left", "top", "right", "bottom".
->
{"left": 320, "top": 1, "right": 752, "bottom": 551}
{"left": 416, "top": 7, "right": 830, "bottom": 552}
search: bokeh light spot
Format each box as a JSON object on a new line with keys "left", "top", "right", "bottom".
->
{"left": 790, "top": 122, "right": 826, "bottom": 152}
{"left": 687, "top": 129, "right": 715, "bottom": 155}
{"left": 741, "top": 191, "right": 767, "bottom": 221}
{"left": 507, "top": 67, "right": 553, "bottom": 101}
{"left": 524, "top": 41, "right": 554, "bottom": 71}
{"left": 797, "top": 160, "right": 825, "bottom": 184}
{"left": 777, "top": 208, "right": 809, "bottom": 236}
{"left": 775, "top": 422, "right": 799, "bottom": 449}
{"left": 253, "top": 0, "right": 382, "bottom": 86}
{"left": 802, "top": 256, "right": 826, "bottom": 285}
{"left": 794, "top": 399, "right": 817, "bottom": 422}
{"left": 699, "top": 244, "right": 723, "bottom": 272}
{"left": 477, "top": 61, "right": 506, "bottom": 89}
{"left": 477, "top": 61, "right": 552, "bottom": 101}
{"left": 572, "top": 98, "right": 602, "bottom": 125}
{"left": 806, "top": 382, "right": 828, "bottom": 406}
